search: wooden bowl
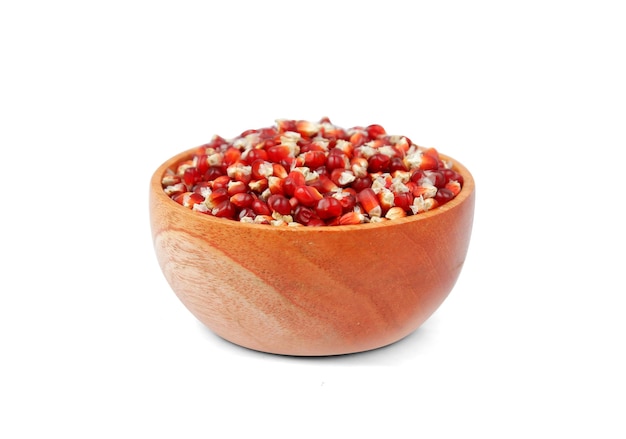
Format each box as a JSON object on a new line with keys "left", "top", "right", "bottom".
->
{"left": 150, "top": 147, "right": 475, "bottom": 356}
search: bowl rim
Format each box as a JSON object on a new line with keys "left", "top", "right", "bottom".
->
{"left": 151, "top": 146, "right": 475, "bottom": 233}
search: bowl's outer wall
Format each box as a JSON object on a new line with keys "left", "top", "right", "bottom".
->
{"left": 150, "top": 149, "right": 475, "bottom": 355}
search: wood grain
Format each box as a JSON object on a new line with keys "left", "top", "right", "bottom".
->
{"left": 150, "top": 148, "right": 475, "bottom": 356}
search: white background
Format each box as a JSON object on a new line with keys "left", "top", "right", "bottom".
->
{"left": 1, "top": 1, "right": 625, "bottom": 437}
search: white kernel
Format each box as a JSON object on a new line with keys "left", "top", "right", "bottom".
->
{"left": 379, "top": 189, "right": 394, "bottom": 207}
{"left": 338, "top": 171, "right": 356, "bottom": 186}
{"left": 421, "top": 184, "right": 437, "bottom": 199}
{"left": 390, "top": 178, "right": 409, "bottom": 194}
{"left": 371, "top": 175, "right": 390, "bottom": 193}
{"left": 164, "top": 183, "right": 186, "bottom": 196}
{"left": 412, "top": 196, "right": 435, "bottom": 214}
{"left": 357, "top": 145, "right": 376, "bottom": 159}
{"left": 257, "top": 161, "right": 274, "bottom": 178}
{"left": 207, "top": 152, "right": 223, "bottom": 167}
{"left": 304, "top": 170, "right": 319, "bottom": 184}
{"left": 404, "top": 152, "right": 422, "bottom": 170}
{"left": 199, "top": 186, "right": 212, "bottom": 198}
{"left": 378, "top": 145, "right": 396, "bottom": 157}
{"left": 227, "top": 163, "right": 252, "bottom": 179}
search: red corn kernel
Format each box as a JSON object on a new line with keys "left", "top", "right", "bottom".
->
{"left": 435, "top": 187, "right": 455, "bottom": 204}
{"left": 174, "top": 192, "right": 204, "bottom": 209}
{"left": 258, "top": 127, "right": 277, "bottom": 139}
{"left": 309, "top": 173, "right": 338, "bottom": 193}
{"left": 411, "top": 185, "right": 437, "bottom": 199}
{"left": 261, "top": 138, "right": 276, "bottom": 149}
{"left": 194, "top": 154, "right": 209, "bottom": 174}
{"left": 405, "top": 180, "right": 418, "bottom": 193}
{"left": 211, "top": 175, "right": 231, "bottom": 190}
{"left": 227, "top": 163, "right": 252, "bottom": 184}
{"left": 276, "top": 119, "right": 297, "bottom": 133}
{"left": 302, "top": 139, "right": 329, "bottom": 153}
{"left": 251, "top": 198, "right": 271, "bottom": 216}
{"left": 192, "top": 181, "right": 212, "bottom": 195}
{"left": 293, "top": 205, "right": 318, "bottom": 226}
{"left": 240, "top": 128, "right": 258, "bottom": 137}
{"left": 208, "top": 187, "right": 229, "bottom": 206}
{"left": 230, "top": 192, "right": 254, "bottom": 208}
{"left": 172, "top": 192, "right": 190, "bottom": 206}
{"left": 176, "top": 160, "right": 194, "bottom": 176}
{"left": 378, "top": 189, "right": 395, "bottom": 214}
{"left": 251, "top": 160, "right": 274, "bottom": 180}
{"left": 349, "top": 131, "right": 367, "bottom": 148}
{"left": 183, "top": 166, "right": 200, "bottom": 187}
{"left": 445, "top": 180, "right": 462, "bottom": 196}
{"left": 366, "top": 124, "right": 386, "bottom": 139}
{"left": 350, "top": 157, "right": 369, "bottom": 177}
{"left": 423, "top": 147, "right": 440, "bottom": 161}
{"left": 248, "top": 178, "right": 268, "bottom": 194}
{"left": 425, "top": 170, "right": 446, "bottom": 188}
{"left": 333, "top": 190, "right": 357, "bottom": 213}
{"left": 339, "top": 211, "right": 365, "bottom": 225}
{"left": 246, "top": 148, "right": 268, "bottom": 163}
{"left": 267, "top": 176, "right": 285, "bottom": 195}
{"left": 238, "top": 207, "right": 256, "bottom": 221}
{"left": 357, "top": 188, "right": 382, "bottom": 217}
{"left": 272, "top": 163, "right": 288, "bottom": 179}
{"left": 296, "top": 120, "right": 320, "bottom": 137}
{"left": 301, "top": 150, "right": 326, "bottom": 169}
{"left": 393, "top": 136, "right": 411, "bottom": 154}
{"left": 389, "top": 157, "right": 408, "bottom": 173}
{"left": 351, "top": 175, "right": 373, "bottom": 192}
{"left": 419, "top": 153, "right": 439, "bottom": 171}
{"left": 329, "top": 168, "right": 355, "bottom": 187}
{"left": 320, "top": 123, "right": 346, "bottom": 141}
{"left": 187, "top": 192, "right": 205, "bottom": 206}
{"left": 223, "top": 147, "right": 241, "bottom": 166}
{"left": 326, "top": 151, "right": 349, "bottom": 171}
{"left": 307, "top": 218, "right": 326, "bottom": 227}
{"left": 315, "top": 197, "right": 343, "bottom": 220}
{"left": 367, "top": 153, "right": 391, "bottom": 173}
{"left": 205, "top": 134, "right": 229, "bottom": 150}
{"left": 267, "top": 194, "right": 292, "bottom": 215}
{"left": 410, "top": 169, "right": 425, "bottom": 184}
{"left": 283, "top": 171, "right": 306, "bottom": 197}
{"left": 393, "top": 192, "right": 414, "bottom": 211}
{"left": 212, "top": 200, "right": 236, "bottom": 218}
{"left": 333, "top": 140, "right": 354, "bottom": 158}
{"left": 267, "top": 145, "right": 293, "bottom": 164}
{"left": 442, "top": 168, "right": 464, "bottom": 186}
{"left": 204, "top": 166, "right": 224, "bottom": 181}
{"left": 293, "top": 186, "right": 323, "bottom": 207}
{"left": 227, "top": 180, "right": 247, "bottom": 196}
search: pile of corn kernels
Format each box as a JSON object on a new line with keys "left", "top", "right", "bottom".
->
{"left": 161, "top": 118, "right": 463, "bottom": 226}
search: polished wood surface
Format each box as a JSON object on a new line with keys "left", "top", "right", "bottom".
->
{"left": 150, "top": 148, "right": 475, "bottom": 356}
